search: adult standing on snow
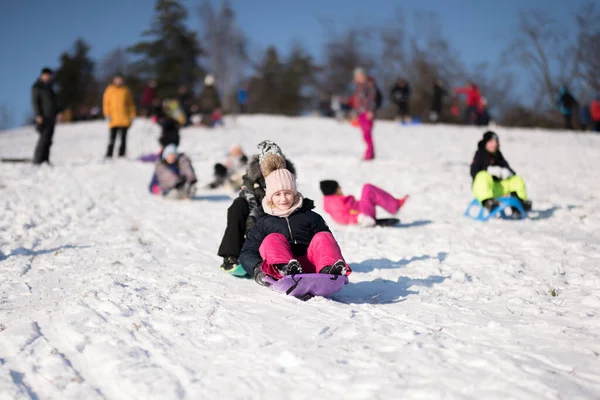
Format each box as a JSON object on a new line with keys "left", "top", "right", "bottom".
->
{"left": 556, "top": 86, "right": 578, "bottom": 130}
{"left": 141, "top": 80, "right": 157, "bottom": 116}
{"left": 455, "top": 81, "right": 482, "bottom": 125}
{"left": 390, "top": 78, "right": 411, "bottom": 122}
{"left": 590, "top": 95, "right": 600, "bottom": 132}
{"left": 31, "top": 67, "right": 61, "bottom": 165}
{"left": 430, "top": 79, "right": 447, "bottom": 122}
{"left": 198, "top": 74, "right": 222, "bottom": 123}
{"left": 102, "top": 74, "right": 136, "bottom": 158}
{"left": 353, "top": 67, "right": 377, "bottom": 161}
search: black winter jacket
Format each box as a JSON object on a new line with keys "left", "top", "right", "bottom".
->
{"left": 239, "top": 155, "right": 296, "bottom": 226}
{"left": 31, "top": 79, "right": 60, "bottom": 118}
{"left": 159, "top": 117, "right": 180, "bottom": 147}
{"left": 470, "top": 140, "right": 515, "bottom": 181}
{"left": 239, "top": 198, "right": 330, "bottom": 274}
{"left": 390, "top": 83, "right": 411, "bottom": 105}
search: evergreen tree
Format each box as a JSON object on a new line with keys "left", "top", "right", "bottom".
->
{"left": 54, "top": 38, "right": 99, "bottom": 118}
{"left": 128, "top": 0, "right": 203, "bottom": 98}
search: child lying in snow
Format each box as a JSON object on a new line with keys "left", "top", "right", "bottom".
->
{"left": 319, "top": 180, "right": 408, "bottom": 227}
{"left": 470, "top": 130, "right": 532, "bottom": 218}
{"left": 148, "top": 144, "right": 198, "bottom": 199}
{"left": 239, "top": 156, "right": 351, "bottom": 286}
{"left": 208, "top": 145, "right": 248, "bottom": 191}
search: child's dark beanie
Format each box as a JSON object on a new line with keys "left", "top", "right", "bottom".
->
{"left": 320, "top": 180, "right": 339, "bottom": 195}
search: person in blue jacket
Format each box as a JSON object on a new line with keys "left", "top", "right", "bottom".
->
{"left": 237, "top": 87, "right": 248, "bottom": 114}
{"left": 556, "top": 86, "right": 578, "bottom": 130}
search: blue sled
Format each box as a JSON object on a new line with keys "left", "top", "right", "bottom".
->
{"left": 464, "top": 197, "right": 526, "bottom": 221}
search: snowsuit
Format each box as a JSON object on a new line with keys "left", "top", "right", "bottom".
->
{"left": 455, "top": 85, "right": 482, "bottom": 125}
{"left": 148, "top": 154, "right": 197, "bottom": 198}
{"left": 323, "top": 184, "right": 400, "bottom": 225}
{"left": 591, "top": 99, "right": 600, "bottom": 132}
{"left": 31, "top": 78, "right": 61, "bottom": 164}
{"left": 556, "top": 87, "right": 578, "bottom": 130}
{"left": 103, "top": 84, "right": 136, "bottom": 157}
{"left": 470, "top": 141, "right": 527, "bottom": 203}
{"left": 390, "top": 82, "right": 411, "bottom": 120}
{"left": 217, "top": 155, "right": 296, "bottom": 259}
{"left": 354, "top": 79, "right": 377, "bottom": 160}
{"left": 239, "top": 198, "right": 348, "bottom": 278}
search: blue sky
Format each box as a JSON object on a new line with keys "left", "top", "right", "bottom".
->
{"left": 0, "top": 0, "right": 582, "bottom": 127}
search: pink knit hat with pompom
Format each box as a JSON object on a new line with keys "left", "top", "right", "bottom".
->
{"left": 264, "top": 169, "right": 296, "bottom": 201}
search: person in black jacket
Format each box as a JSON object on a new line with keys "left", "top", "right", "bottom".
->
{"left": 217, "top": 140, "right": 296, "bottom": 273}
{"left": 31, "top": 67, "right": 61, "bottom": 165}
{"left": 239, "top": 159, "right": 350, "bottom": 285}
{"left": 390, "top": 78, "right": 411, "bottom": 122}
{"left": 430, "top": 79, "right": 446, "bottom": 122}
{"left": 470, "top": 131, "right": 532, "bottom": 216}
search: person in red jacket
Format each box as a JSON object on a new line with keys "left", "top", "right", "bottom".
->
{"left": 591, "top": 96, "right": 600, "bottom": 132}
{"left": 455, "top": 82, "right": 482, "bottom": 125}
{"left": 352, "top": 67, "right": 377, "bottom": 160}
{"left": 141, "top": 80, "right": 157, "bottom": 116}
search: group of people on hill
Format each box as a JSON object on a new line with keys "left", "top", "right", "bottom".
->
{"left": 556, "top": 86, "right": 600, "bottom": 131}
{"left": 211, "top": 129, "right": 531, "bottom": 287}
{"left": 29, "top": 68, "right": 534, "bottom": 289}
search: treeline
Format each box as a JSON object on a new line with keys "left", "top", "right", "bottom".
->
{"left": 46, "top": 0, "right": 599, "bottom": 128}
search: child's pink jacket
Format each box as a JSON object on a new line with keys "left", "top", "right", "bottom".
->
{"left": 323, "top": 195, "right": 360, "bottom": 225}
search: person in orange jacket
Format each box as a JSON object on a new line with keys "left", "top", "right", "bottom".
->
{"left": 103, "top": 74, "right": 136, "bottom": 158}
{"left": 590, "top": 95, "right": 600, "bottom": 132}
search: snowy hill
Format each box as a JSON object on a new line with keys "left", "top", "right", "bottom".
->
{"left": 1, "top": 116, "right": 599, "bottom": 399}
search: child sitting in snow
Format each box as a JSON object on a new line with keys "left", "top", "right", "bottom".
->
{"left": 148, "top": 144, "right": 198, "bottom": 199}
{"left": 319, "top": 180, "right": 408, "bottom": 227}
{"left": 239, "top": 156, "right": 351, "bottom": 286}
{"left": 470, "top": 130, "right": 532, "bottom": 218}
{"left": 208, "top": 145, "right": 249, "bottom": 191}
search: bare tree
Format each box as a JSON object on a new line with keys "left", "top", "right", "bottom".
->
{"left": 198, "top": 0, "right": 249, "bottom": 111}
{"left": 0, "top": 105, "right": 13, "bottom": 130}
{"left": 506, "top": 2, "right": 596, "bottom": 109}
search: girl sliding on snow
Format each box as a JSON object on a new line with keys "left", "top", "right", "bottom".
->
{"left": 239, "top": 157, "right": 351, "bottom": 286}
{"left": 470, "top": 130, "right": 532, "bottom": 218}
{"left": 319, "top": 180, "right": 408, "bottom": 227}
{"left": 148, "top": 144, "right": 198, "bottom": 199}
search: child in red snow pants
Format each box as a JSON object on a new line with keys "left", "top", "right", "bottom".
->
{"left": 258, "top": 232, "right": 348, "bottom": 279}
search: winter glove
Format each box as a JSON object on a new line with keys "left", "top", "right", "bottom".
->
{"left": 500, "top": 168, "right": 514, "bottom": 180}
{"left": 253, "top": 263, "right": 270, "bottom": 286}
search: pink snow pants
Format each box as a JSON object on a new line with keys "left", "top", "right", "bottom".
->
{"left": 357, "top": 184, "right": 399, "bottom": 219}
{"left": 259, "top": 232, "right": 349, "bottom": 279}
{"left": 359, "top": 113, "right": 374, "bottom": 160}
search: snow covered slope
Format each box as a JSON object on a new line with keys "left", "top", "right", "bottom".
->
{"left": 1, "top": 116, "right": 599, "bottom": 400}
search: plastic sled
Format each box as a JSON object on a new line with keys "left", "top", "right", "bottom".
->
{"left": 400, "top": 116, "right": 422, "bottom": 126}
{"left": 464, "top": 197, "right": 526, "bottom": 221}
{"left": 376, "top": 218, "right": 400, "bottom": 227}
{"left": 138, "top": 153, "right": 161, "bottom": 163}
{"left": 264, "top": 273, "right": 349, "bottom": 301}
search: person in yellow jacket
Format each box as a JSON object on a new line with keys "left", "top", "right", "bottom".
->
{"left": 103, "top": 74, "right": 136, "bottom": 158}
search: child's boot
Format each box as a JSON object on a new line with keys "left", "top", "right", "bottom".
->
{"left": 275, "top": 259, "right": 303, "bottom": 276}
{"left": 320, "top": 260, "right": 349, "bottom": 276}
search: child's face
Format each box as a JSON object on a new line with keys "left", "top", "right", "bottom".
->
{"left": 272, "top": 190, "right": 295, "bottom": 210}
{"left": 485, "top": 138, "right": 498, "bottom": 153}
{"left": 335, "top": 187, "right": 343, "bottom": 196}
{"left": 165, "top": 153, "right": 178, "bottom": 164}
